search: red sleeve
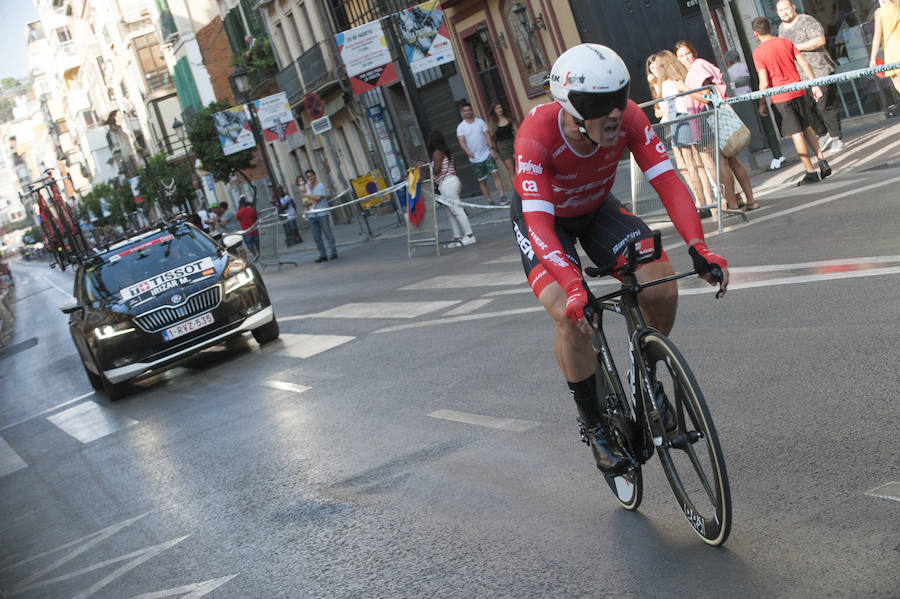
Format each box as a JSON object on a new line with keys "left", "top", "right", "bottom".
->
{"left": 625, "top": 105, "right": 705, "bottom": 246}
{"left": 515, "top": 129, "right": 583, "bottom": 290}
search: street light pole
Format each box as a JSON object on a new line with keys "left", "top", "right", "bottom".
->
{"left": 172, "top": 118, "right": 201, "bottom": 214}
{"left": 229, "top": 65, "right": 280, "bottom": 208}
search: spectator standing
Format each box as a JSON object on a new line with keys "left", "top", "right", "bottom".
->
{"left": 676, "top": 40, "right": 760, "bottom": 210}
{"left": 428, "top": 130, "right": 476, "bottom": 247}
{"left": 204, "top": 202, "right": 221, "bottom": 231}
{"left": 235, "top": 196, "right": 260, "bottom": 261}
{"left": 751, "top": 17, "right": 832, "bottom": 186}
{"left": 302, "top": 169, "right": 338, "bottom": 263}
{"left": 217, "top": 200, "right": 239, "bottom": 233}
{"left": 725, "top": 50, "right": 752, "bottom": 96}
{"left": 456, "top": 101, "right": 509, "bottom": 205}
{"left": 278, "top": 185, "right": 302, "bottom": 246}
{"left": 648, "top": 51, "right": 716, "bottom": 215}
{"left": 776, "top": 0, "right": 844, "bottom": 153}
{"left": 870, "top": 0, "right": 900, "bottom": 98}
{"left": 489, "top": 102, "right": 518, "bottom": 184}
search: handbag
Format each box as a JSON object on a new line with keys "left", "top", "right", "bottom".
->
{"left": 716, "top": 102, "right": 751, "bottom": 158}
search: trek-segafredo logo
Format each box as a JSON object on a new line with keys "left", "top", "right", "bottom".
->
{"left": 120, "top": 257, "right": 214, "bottom": 300}
{"left": 517, "top": 156, "right": 543, "bottom": 175}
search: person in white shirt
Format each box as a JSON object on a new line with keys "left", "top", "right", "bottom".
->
{"left": 456, "top": 102, "right": 508, "bottom": 205}
{"left": 278, "top": 185, "right": 302, "bottom": 245}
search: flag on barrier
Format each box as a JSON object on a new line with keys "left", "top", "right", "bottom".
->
{"left": 407, "top": 166, "right": 425, "bottom": 226}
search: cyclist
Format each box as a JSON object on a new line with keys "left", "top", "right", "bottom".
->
{"left": 511, "top": 44, "right": 729, "bottom": 474}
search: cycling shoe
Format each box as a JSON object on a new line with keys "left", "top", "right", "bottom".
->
{"left": 587, "top": 425, "right": 630, "bottom": 474}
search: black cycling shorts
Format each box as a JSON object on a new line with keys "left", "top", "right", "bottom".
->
{"left": 510, "top": 193, "right": 667, "bottom": 298}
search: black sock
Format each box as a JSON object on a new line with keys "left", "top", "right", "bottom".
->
{"left": 568, "top": 374, "right": 603, "bottom": 427}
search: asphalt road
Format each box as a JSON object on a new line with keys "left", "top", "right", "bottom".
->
{"left": 1, "top": 162, "right": 899, "bottom": 598}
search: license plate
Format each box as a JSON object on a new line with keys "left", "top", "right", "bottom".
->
{"left": 161, "top": 312, "right": 215, "bottom": 341}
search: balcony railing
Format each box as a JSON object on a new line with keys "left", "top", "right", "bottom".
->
{"left": 158, "top": 10, "right": 177, "bottom": 42}
{"left": 298, "top": 43, "right": 337, "bottom": 93}
{"left": 275, "top": 61, "right": 303, "bottom": 105}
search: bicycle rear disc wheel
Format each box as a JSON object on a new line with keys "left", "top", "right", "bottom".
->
{"left": 604, "top": 468, "right": 642, "bottom": 510}
{"left": 642, "top": 332, "right": 731, "bottom": 545}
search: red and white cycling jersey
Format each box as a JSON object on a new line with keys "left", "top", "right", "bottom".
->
{"left": 513, "top": 100, "right": 704, "bottom": 290}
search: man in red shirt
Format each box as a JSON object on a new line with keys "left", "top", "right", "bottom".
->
{"left": 512, "top": 44, "right": 728, "bottom": 473}
{"left": 235, "top": 195, "right": 260, "bottom": 261}
{"left": 752, "top": 17, "right": 831, "bottom": 185}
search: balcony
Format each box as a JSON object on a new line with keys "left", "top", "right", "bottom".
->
{"left": 275, "top": 61, "right": 302, "bottom": 105}
{"left": 157, "top": 10, "right": 177, "bottom": 42}
{"left": 298, "top": 43, "right": 339, "bottom": 94}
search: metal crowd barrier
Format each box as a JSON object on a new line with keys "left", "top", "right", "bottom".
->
{"left": 256, "top": 206, "right": 298, "bottom": 270}
{"left": 631, "top": 62, "right": 900, "bottom": 233}
{"left": 406, "top": 163, "right": 440, "bottom": 257}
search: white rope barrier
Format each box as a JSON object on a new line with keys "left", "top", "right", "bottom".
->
{"left": 717, "top": 62, "right": 900, "bottom": 105}
{"left": 433, "top": 193, "right": 511, "bottom": 211}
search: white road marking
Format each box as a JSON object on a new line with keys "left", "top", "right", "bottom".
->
{"left": 277, "top": 333, "right": 355, "bottom": 358}
{"left": 38, "top": 274, "right": 70, "bottom": 296}
{"left": 8, "top": 512, "right": 150, "bottom": 587}
{"left": 399, "top": 272, "right": 525, "bottom": 290}
{"left": 129, "top": 575, "right": 238, "bottom": 598}
{"left": 279, "top": 301, "right": 459, "bottom": 320}
{"left": 0, "top": 434, "right": 27, "bottom": 478}
{"left": 678, "top": 265, "right": 900, "bottom": 296}
{"left": 263, "top": 380, "right": 311, "bottom": 394}
{"left": 373, "top": 306, "right": 544, "bottom": 334}
{"left": 727, "top": 255, "right": 900, "bottom": 273}
{"left": 428, "top": 409, "right": 540, "bottom": 432}
{"left": 46, "top": 401, "right": 138, "bottom": 444}
{"left": 443, "top": 299, "right": 494, "bottom": 315}
{"left": 865, "top": 481, "right": 900, "bottom": 502}
{"left": 0, "top": 392, "right": 95, "bottom": 432}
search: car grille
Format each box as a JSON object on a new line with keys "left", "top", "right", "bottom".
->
{"left": 134, "top": 286, "right": 221, "bottom": 332}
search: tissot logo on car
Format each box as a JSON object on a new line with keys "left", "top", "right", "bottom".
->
{"left": 120, "top": 257, "right": 215, "bottom": 300}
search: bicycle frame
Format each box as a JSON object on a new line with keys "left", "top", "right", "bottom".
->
{"left": 590, "top": 267, "right": 698, "bottom": 456}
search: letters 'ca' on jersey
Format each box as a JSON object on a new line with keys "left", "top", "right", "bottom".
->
{"left": 513, "top": 100, "right": 671, "bottom": 218}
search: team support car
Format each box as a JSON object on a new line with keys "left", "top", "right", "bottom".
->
{"left": 60, "top": 220, "right": 278, "bottom": 399}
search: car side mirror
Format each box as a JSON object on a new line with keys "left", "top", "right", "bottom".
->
{"left": 223, "top": 234, "right": 243, "bottom": 252}
{"left": 59, "top": 297, "right": 82, "bottom": 314}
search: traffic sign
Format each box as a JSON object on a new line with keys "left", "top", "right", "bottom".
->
{"left": 305, "top": 93, "right": 324, "bottom": 119}
{"left": 311, "top": 116, "right": 332, "bottom": 135}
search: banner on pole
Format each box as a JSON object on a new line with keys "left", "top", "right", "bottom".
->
{"left": 214, "top": 105, "right": 255, "bottom": 155}
{"left": 398, "top": 0, "right": 455, "bottom": 73}
{"left": 335, "top": 21, "right": 398, "bottom": 95}
{"left": 253, "top": 92, "right": 300, "bottom": 142}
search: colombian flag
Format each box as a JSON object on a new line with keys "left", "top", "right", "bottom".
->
{"left": 407, "top": 166, "right": 425, "bottom": 227}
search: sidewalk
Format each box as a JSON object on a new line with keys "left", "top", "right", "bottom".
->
{"left": 272, "top": 111, "right": 900, "bottom": 265}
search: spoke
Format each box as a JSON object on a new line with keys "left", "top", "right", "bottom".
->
{"left": 683, "top": 442, "right": 718, "bottom": 506}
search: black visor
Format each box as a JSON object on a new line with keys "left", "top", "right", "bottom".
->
{"left": 568, "top": 84, "right": 630, "bottom": 120}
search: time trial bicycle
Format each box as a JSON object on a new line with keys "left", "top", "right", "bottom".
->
{"left": 581, "top": 231, "right": 731, "bottom": 546}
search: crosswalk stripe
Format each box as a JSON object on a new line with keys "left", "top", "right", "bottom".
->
{"left": 0, "top": 434, "right": 28, "bottom": 478}
{"left": 279, "top": 301, "right": 459, "bottom": 320}
{"left": 46, "top": 401, "right": 138, "bottom": 444}
{"left": 277, "top": 333, "right": 355, "bottom": 358}
{"left": 443, "top": 299, "right": 494, "bottom": 315}
{"left": 428, "top": 409, "right": 540, "bottom": 432}
{"left": 399, "top": 272, "right": 524, "bottom": 290}
{"left": 263, "top": 380, "right": 311, "bottom": 394}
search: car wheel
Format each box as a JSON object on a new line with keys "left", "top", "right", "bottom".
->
{"left": 101, "top": 375, "right": 130, "bottom": 401}
{"left": 82, "top": 360, "right": 103, "bottom": 390}
{"left": 252, "top": 316, "right": 279, "bottom": 344}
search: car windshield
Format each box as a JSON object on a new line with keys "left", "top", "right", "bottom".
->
{"left": 85, "top": 227, "right": 219, "bottom": 300}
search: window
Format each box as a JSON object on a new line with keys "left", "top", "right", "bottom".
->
{"left": 286, "top": 12, "right": 305, "bottom": 55}
{"left": 466, "top": 29, "right": 507, "bottom": 108}
{"left": 56, "top": 28, "right": 72, "bottom": 43}
{"left": 81, "top": 109, "right": 97, "bottom": 128}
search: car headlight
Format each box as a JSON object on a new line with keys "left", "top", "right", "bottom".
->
{"left": 224, "top": 259, "right": 246, "bottom": 277}
{"left": 94, "top": 323, "right": 136, "bottom": 340}
{"left": 224, "top": 268, "right": 254, "bottom": 294}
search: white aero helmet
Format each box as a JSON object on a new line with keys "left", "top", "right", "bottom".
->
{"left": 549, "top": 44, "right": 630, "bottom": 121}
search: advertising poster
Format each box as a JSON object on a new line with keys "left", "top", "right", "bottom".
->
{"left": 253, "top": 92, "right": 300, "bottom": 142}
{"left": 214, "top": 105, "right": 255, "bottom": 155}
{"left": 398, "top": 0, "right": 456, "bottom": 73}
{"left": 335, "top": 21, "right": 398, "bottom": 95}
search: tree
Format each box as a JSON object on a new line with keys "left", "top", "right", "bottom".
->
{"left": 187, "top": 101, "right": 259, "bottom": 200}
{"left": 136, "top": 152, "right": 193, "bottom": 213}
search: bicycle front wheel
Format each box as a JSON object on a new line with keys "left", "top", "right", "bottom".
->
{"left": 642, "top": 332, "right": 731, "bottom": 546}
